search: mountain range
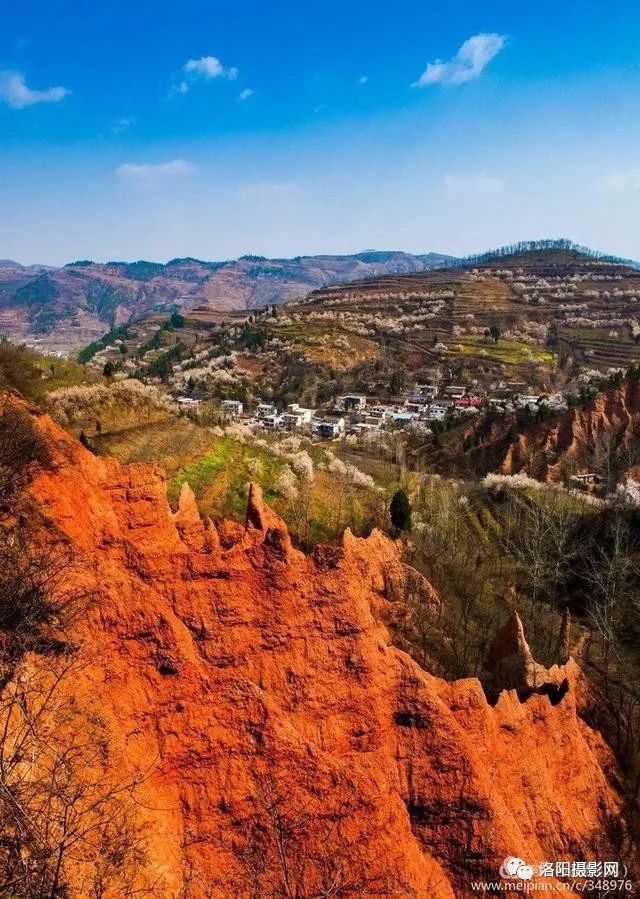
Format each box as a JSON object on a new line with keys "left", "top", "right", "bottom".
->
{"left": 0, "top": 250, "right": 455, "bottom": 352}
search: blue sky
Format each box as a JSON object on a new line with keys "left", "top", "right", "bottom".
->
{"left": 1, "top": 0, "right": 639, "bottom": 264}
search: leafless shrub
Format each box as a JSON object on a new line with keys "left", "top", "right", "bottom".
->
{"left": 0, "top": 657, "right": 159, "bottom": 899}
{"left": 197, "top": 773, "right": 418, "bottom": 898}
{"left": 0, "top": 399, "right": 51, "bottom": 509}
{"left": 0, "top": 530, "right": 93, "bottom": 672}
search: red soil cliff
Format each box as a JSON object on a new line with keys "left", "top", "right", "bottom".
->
{"left": 7, "top": 410, "right": 632, "bottom": 897}
{"left": 500, "top": 379, "right": 640, "bottom": 482}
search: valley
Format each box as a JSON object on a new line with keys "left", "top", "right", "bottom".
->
{"left": 1, "top": 394, "right": 637, "bottom": 897}
{"left": 3, "top": 240, "right": 640, "bottom": 896}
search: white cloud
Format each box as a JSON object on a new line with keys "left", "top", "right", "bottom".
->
{"left": 238, "top": 88, "right": 254, "bottom": 101}
{"left": 184, "top": 56, "right": 225, "bottom": 78}
{"left": 597, "top": 169, "right": 640, "bottom": 192}
{"left": 116, "top": 159, "right": 198, "bottom": 185}
{"left": 413, "top": 33, "right": 506, "bottom": 87}
{"left": 358, "top": 75, "right": 368, "bottom": 84}
{"left": 0, "top": 71, "right": 70, "bottom": 109}
{"left": 179, "top": 56, "right": 238, "bottom": 93}
{"left": 444, "top": 172, "right": 505, "bottom": 197}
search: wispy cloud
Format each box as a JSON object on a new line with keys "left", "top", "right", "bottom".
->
{"left": 116, "top": 159, "right": 197, "bottom": 185}
{"left": 177, "top": 55, "right": 238, "bottom": 94}
{"left": 413, "top": 33, "right": 506, "bottom": 87}
{"left": 444, "top": 172, "right": 504, "bottom": 197}
{"left": 238, "top": 88, "right": 254, "bottom": 101}
{"left": 0, "top": 71, "right": 70, "bottom": 109}
{"left": 597, "top": 169, "right": 640, "bottom": 192}
{"left": 358, "top": 75, "right": 368, "bottom": 85}
{"left": 111, "top": 116, "right": 135, "bottom": 134}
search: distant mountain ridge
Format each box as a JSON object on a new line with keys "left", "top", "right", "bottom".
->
{"left": 0, "top": 249, "right": 456, "bottom": 352}
{"left": 6, "top": 238, "right": 634, "bottom": 354}
{"left": 0, "top": 259, "right": 57, "bottom": 274}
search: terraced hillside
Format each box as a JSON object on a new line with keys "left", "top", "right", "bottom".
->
{"left": 294, "top": 248, "right": 640, "bottom": 385}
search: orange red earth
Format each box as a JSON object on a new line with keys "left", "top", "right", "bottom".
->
{"left": 10, "top": 409, "right": 632, "bottom": 897}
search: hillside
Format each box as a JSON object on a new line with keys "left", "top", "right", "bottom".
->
{"left": 412, "top": 374, "right": 640, "bottom": 485}
{"left": 0, "top": 250, "right": 454, "bottom": 353}
{"left": 497, "top": 376, "right": 640, "bottom": 484}
{"left": 0, "top": 398, "right": 632, "bottom": 897}
{"left": 61, "top": 245, "right": 640, "bottom": 479}
{"left": 292, "top": 249, "right": 640, "bottom": 386}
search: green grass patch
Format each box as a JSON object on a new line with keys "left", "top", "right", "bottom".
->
{"left": 169, "top": 438, "right": 237, "bottom": 498}
{"left": 559, "top": 327, "right": 620, "bottom": 342}
{"left": 169, "top": 436, "right": 288, "bottom": 520}
{"left": 456, "top": 337, "right": 553, "bottom": 365}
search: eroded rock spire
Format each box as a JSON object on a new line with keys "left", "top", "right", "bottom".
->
{"left": 481, "top": 610, "right": 569, "bottom": 704}
{"left": 245, "top": 481, "right": 266, "bottom": 531}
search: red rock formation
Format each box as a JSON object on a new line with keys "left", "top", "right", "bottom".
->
{"left": 500, "top": 379, "right": 640, "bottom": 482}
{"left": 481, "top": 610, "right": 568, "bottom": 702}
{"left": 4, "top": 410, "right": 632, "bottom": 897}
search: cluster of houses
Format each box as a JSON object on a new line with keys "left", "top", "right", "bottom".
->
{"left": 175, "top": 378, "right": 566, "bottom": 440}
{"left": 223, "top": 401, "right": 347, "bottom": 439}
{"left": 333, "top": 387, "right": 481, "bottom": 430}
{"left": 202, "top": 383, "right": 487, "bottom": 440}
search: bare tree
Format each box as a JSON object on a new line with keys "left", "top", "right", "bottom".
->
{"left": 196, "top": 773, "right": 420, "bottom": 899}
{"left": 0, "top": 657, "right": 159, "bottom": 899}
{"left": 578, "top": 428, "right": 640, "bottom": 494}
{"left": 0, "top": 399, "right": 51, "bottom": 510}
{"left": 584, "top": 515, "right": 633, "bottom": 694}
{"left": 500, "top": 488, "right": 577, "bottom": 620}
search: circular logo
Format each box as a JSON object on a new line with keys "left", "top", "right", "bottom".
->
{"left": 499, "top": 857, "right": 534, "bottom": 880}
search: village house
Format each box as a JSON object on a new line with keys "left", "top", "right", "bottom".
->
{"left": 286, "top": 403, "right": 314, "bottom": 423}
{"left": 426, "top": 404, "right": 447, "bottom": 422}
{"left": 281, "top": 403, "right": 314, "bottom": 430}
{"left": 444, "top": 385, "right": 466, "bottom": 399}
{"left": 364, "top": 406, "right": 392, "bottom": 425}
{"left": 262, "top": 413, "right": 284, "bottom": 431}
{"left": 220, "top": 399, "right": 243, "bottom": 418}
{"left": 256, "top": 403, "right": 277, "bottom": 419}
{"left": 315, "top": 418, "right": 345, "bottom": 438}
{"left": 177, "top": 397, "right": 201, "bottom": 410}
{"left": 337, "top": 394, "right": 367, "bottom": 412}
{"left": 352, "top": 422, "right": 384, "bottom": 437}
{"left": 411, "top": 383, "right": 438, "bottom": 401}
